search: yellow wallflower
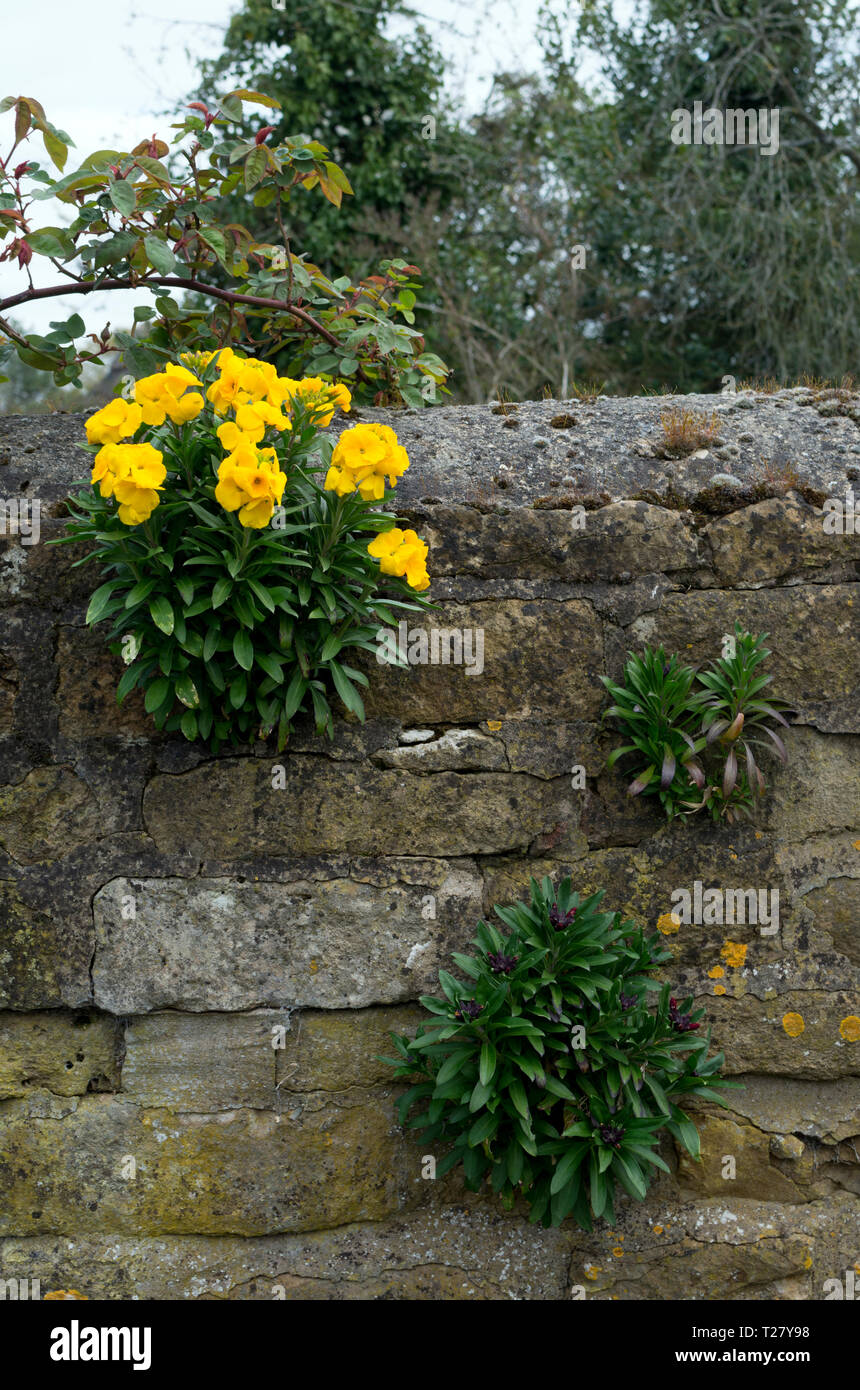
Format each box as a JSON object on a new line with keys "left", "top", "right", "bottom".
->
{"left": 367, "top": 526, "right": 430, "bottom": 591}
{"left": 275, "top": 376, "right": 351, "bottom": 426}
{"left": 326, "top": 422, "right": 409, "bottom": 500}
{"left": 91, "top": 442, "right": 166, "bottom": 525}
{"left": 216, "top": 400, "right": 292, "bottom": 451}
{"left": 85, "top": 397, "right": 142, "bottom": 445}
{"left": 215, "top": 442, "right": 286, "bottom": 528}
{"left": 135, "top": 364, "right": 203, "bottom": 426}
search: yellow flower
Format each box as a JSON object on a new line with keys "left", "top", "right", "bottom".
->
{"left": 326, "top": 422, "right": 409, "bottom": 499}
{"left": 134, "top": 364, "right": 203, "bottom": 426}
{"left": 275, "top": 375, "right": 351, "bottom": 426}
{"left": 215, "top": 442, "right": 286, "bottom": 528}
{"left": 85, "top": 397, "right": 142, "bottom": 445}
{"left": 216, "top": 400, "right": 291, "bottom": 451}
{"left": 91, "top": 442, "right": 166, "bottom": 525}
{"left": 367, "top": 526, "right": 430, "bottom": 591}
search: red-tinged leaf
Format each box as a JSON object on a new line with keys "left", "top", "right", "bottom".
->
{"left": 243, "top": 146, "right": 267, "bottom": 190}
{"left": 683, "top": 757, "right": 705, "bottom": 789}
{"left": 706, "top": 719, "right": 729, "bottom": 744}
{"left": 628, "top": 765, "right": 655, "bottom": 796}
{"left": 14, "top": 99, "right": 30, "bottom": 144}
{"left": 745, "top": 743, "right": 761, "bottom": 796}
{"left": 762, "top": 726, "right": 787, "bottom": 761}
{"left": 720, "top": 712, "right": 744, "bottom": 742}
{"left": 660, "top": 744, "right": 676, "bottom": 788}
{"left": 226, "top": 88, "right": 282, "bottom": 110}
{"left": 723, "top": 746, "right": 738, "bottom": 798}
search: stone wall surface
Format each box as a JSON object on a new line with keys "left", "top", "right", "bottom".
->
{"left": 0, "top": 389, "right": 858, "bottom": 1300}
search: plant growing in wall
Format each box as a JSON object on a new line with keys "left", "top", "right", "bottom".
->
{"left": 601, "top": 626, "right": 792, "bottom": 822}
{"left": 383, "top": 877, "right": 736, "bottom": 1230}
{"left": 54, "top": 351, "right": 432, "bottom": 750}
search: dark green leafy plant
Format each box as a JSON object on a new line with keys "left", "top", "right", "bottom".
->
{"left": 51, "top": 353, "right": 432, "bottom": 752}
{"left": 383, "top": 877, "right": 736, "bottom": 1230}
{"left": 602, "top": 629, "right": 792, "bottom": 823}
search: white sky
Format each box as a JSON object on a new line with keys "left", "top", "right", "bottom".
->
{"left": 0, "top": 0, "right": 552, "bottom": 339}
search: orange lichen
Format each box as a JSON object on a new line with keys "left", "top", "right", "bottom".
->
{"left": 782, "top": 1012, "right": 805, "bottom": 1037}
{"left": 708, "top": 965, "right": 725, "bottom": 979}
{"left": 656, "top": 911, "right": 681, "bottom": 935}
{"left": 838, "top": 1016, "right": 860, "bottom": 1042}
{"left": 721, "top": 940, "right": 748, "bottom": 969}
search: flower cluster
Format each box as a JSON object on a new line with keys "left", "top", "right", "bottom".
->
{"left": 90, "top": 441, "right": 166, "bottom": 525}
{"left": 214, "top": 442, "right": 287, "bottom": 529}
{"left": 325, "top": 422, "right": 409, "bottom": 501}
{"left": 136, "top": 363, "right": 204, "bottom": 426}
{"left": 366, "top": 526, "right": 430, "bottom": 592}
{"left": 486, "top": 951, "right": 519, "bottom": 974}
{"left": 668, "top": 997, "right": 700, "bottom": 1033}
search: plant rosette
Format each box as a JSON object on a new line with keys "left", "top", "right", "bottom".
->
{"left": 383, "top": 876, "right": 738, "bottom": 1230}
{"left": 55, "top": 349, "right": 433, "bottom": 750}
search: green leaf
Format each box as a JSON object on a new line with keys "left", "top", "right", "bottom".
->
{"left": 149, "top": 596, "right": 175, "bottom": 635}
{"left": 174, "top": 673, "right": 199, "bottom": 709}
{"left": 211, "top": 578, "right": 233, "bottom": 608}
{"left": 125, "top": 579, "right": 157, "bottom": 608}
{"left": 328, "top": 662, "right": 365, "bottom": 719}
{"left": 108, "top": 178, "right": 136, "bottom": 216}
{"left": 256, "top": 651, "right": 284, "bottom": 684}
{"left": 85, "top": 580, "right": 121, "bottom": 625}
{"left": 199, "top": 227, "right": 229, "bottom": 266}
{"left": 233, "top": 630, "right": 254, "bottom": 671}
{"left": 468, "top": 1111, "right": 498, "bottom": 1146}
{"left": 144, "top": 677, "right": 171, "bottom": 713}
{"left": 42, "top": 127, "right": 68, "bottom": 171}
{"left": 243, "top": 146, "right": 268, "bottom": 191}
{"left": 203, "top": 627, "right": 220, "bottom": 662}
{"left": 144, "top": 235, "right": 176, "bottom": 274}
{"left": 479, "top": 1042, "right": 497, "bottom": 1087}
{"left": 180, "top": 710, "right": 198, "bottom": 741}
{"left": 508, "top": 1080, "right": 529, "bottom": 1121}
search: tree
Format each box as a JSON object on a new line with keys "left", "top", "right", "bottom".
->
{"left": 194, "top": 0, "right": 466, "bottom": 279}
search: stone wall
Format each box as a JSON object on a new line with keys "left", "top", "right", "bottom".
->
{"left": 0, "top": 389, "right": 858, "bottom": 1300}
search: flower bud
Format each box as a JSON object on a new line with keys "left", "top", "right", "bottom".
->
{"left": 16, "top": 239, "right": 32, "bottom": 269}
{"left": 255, "top": 125, "right": 276, "bottom": 145}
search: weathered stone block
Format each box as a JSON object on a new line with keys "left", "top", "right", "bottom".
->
{"left": 120, "top": 1005, "right": 422, "bottom": 1109}
{"left": 0, "top": 1010, "right": 120, "bottom": 1099}
{"left": 361, "top": 598, "right": 604, "bottom": 722}
{"left": 93, "top": 867, "right": 483, "bottom": 1012}
{"left": 705, "top": 495, "right": 859, "bottom": 585}
{"left": 143, "top": 757, "right": 580, "bottom": 859}
{"left": 0, "top": 1088, "right": 409, "bottom": 1237}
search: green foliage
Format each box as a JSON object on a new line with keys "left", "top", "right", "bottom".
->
{"left": 209, "top": 0, "right": 860, "bottom": 401}
{"left": 601, "top": 627, "right": 792, "bottom": 823}
{"left": 0, "top": 89, "right": 449, "bottom": 407}
{"left": 383, "top": 876, "right": 737, "bottom": 1230}
{"left": 602, "top": 646, "right": 708, "bottom": 818}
